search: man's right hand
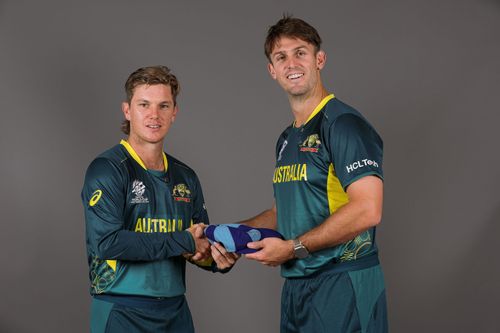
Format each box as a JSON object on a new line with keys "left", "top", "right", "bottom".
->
{"left": 186, "top": 223, "right": 210, "bottom": 261}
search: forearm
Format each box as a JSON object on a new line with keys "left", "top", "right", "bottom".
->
{"left": 240, "top": 205, "right": 277, "bottom": 229}
{"left": 300, "top": 199, "right": 381, "bottom": 253}
{"left": 94, "top": 229, "right": 195, "bottom": 261}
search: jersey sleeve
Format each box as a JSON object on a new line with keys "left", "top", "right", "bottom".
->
{"left": 190, "top": 174, "right": 209, "bottom": 225}
{"left": 328, "top": 114, "right": 383, "bottom": 190}
{"left": 186, "top": 173, "right": 228, "bottom": 272}
{"left": 82, "top": 158, "right": 195, "bottom": 261}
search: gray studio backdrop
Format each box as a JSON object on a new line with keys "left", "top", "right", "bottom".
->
{"left": 1, "top": 1, "right": 499, "bottom": 332}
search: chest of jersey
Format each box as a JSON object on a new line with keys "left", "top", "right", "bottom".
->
{"left": 123, "top": 163, "right": 195, "bottom": 233}
{"left": 274, "top": 115, "right": 330, "bottom": 194}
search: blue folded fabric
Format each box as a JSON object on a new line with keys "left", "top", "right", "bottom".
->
{"left": 204, "top": 224, "right": 284, "bottom": 254}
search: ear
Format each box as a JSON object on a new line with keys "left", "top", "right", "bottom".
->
{"left": 122, "top": 102, "right": 131, "bottom": 120}
{"left": 171, "top": 105, "right": 179, "bottom": 123}
{"left": 316, "top": 50, "right": 326, "bottom": 70}
{"left": 267, "top": 62, "right": 277, "bottom": 80}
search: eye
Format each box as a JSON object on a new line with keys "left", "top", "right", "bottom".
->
{"left": 275, "top": 54, "right": 285, "bottom": 62}
{"left": 160, "top": 104, "right": 170, "bottom": 110}
{"left": 297, "top": 50, "right": 306, "bottom": 57}
{"left": 139, "top": 103, "right": 148, "bottom": 108}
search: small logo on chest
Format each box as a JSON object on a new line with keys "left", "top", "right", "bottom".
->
{"left": 131, "top": 180, "right": 149, "bottom": 204}
{"left": 299, "top": 134, "right": 321, "bottom": 153}
{"left": 172, "top": 183, "right": 192, "bottom": 203}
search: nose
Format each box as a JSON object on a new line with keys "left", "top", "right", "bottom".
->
{"left": 149, "top": 105, "right": 159, "bottom": 119}
{"left": 285, "top": 57, "right": 297, "bottom": 69}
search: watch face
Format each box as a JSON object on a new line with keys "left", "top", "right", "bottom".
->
{"left": 295, "top": 246, "right": 308, "bottom": 259}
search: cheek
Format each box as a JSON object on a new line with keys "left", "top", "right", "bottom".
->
{"left": 161, "top": 112, "right": 176, "bottom": 124}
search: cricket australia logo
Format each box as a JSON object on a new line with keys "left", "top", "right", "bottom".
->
{"left": 131, "top": 180, "right": 149, "bottom": 204}
{"left": 299, "top": 134, "right": 321, "bottom": 153}
{"left": 172, "top": 183, "right": 192, "bottom": 203}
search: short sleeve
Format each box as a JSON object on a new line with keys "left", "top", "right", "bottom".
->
{"left": 329, "top": 114, "right": 383, "bottom": 190}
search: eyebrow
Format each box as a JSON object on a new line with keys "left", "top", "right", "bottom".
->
{"left": 272, "top": 45, "right": 308, "bottom": 57}
{"left": 136, "top": 99, "right": 172, "bottom": 105}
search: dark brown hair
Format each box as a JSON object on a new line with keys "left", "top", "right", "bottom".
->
{"left": 264, "top": 15, "right": 322, "bottom": 63}
{"left": 121, "top": 66, "right": 180, "bottom": 135}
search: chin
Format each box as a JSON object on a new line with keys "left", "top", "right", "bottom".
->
{"left": 288, "top": 89, "right": 308, "bottom": 97}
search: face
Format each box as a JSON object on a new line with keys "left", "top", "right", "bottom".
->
{"left": 267, "top": 37, "right": 326, "bottom": 97}
{"left": 122, "top": 84, "right": 178, "bottom": 145}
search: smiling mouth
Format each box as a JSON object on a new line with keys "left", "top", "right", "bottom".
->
{"left": 287, "top": 73, "right": 304, "bottom": 80}
{"left": 147, "top": 125, "right": 161, "bottom": 129}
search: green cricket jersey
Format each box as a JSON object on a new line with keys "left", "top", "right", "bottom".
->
{"left": 82, "top": 140, "right": 209, "bottom": 297}
{"left": 273, "top": 94, "right": 384, "bottom": 278}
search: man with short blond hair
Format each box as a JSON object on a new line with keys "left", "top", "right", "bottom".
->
{"left": 82, "top": 66, "right": 237, "bottom": 332}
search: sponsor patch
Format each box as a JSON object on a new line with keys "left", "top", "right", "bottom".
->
{"left": 131, "top": 180, "right": 149, "bottom": 204}
{"left": 345, "top": 159, "right": 379, "bottom": 173}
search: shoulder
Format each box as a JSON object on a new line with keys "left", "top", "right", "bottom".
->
{"left": 321, "top": 98, "right": 364, "bottom": 126}
{"left": 322, "top": 98, "right": 380, "bottom": 139}
{"left": 85, "top": 145, "right": 128, "bottom": 180}
{"left": 167, "top": 154, "right": 199, "bottom": 179}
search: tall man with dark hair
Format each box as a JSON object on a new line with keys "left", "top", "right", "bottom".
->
{"left": 82, "top": 66, "right": 237, "bottom": 333}
{"left": 242, "top": 17, "right": 389, "bottom": 332}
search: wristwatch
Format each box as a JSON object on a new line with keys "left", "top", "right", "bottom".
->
{"left": 293, "top": 238, "right": 309, "bottom": 259}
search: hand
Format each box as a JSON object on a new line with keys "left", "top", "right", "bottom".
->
{"left": 245, "top": 238, "right": 294, "bottom": 266}
{"left": 211, "top": 242, "right": 240, "bottom": 270}
{"left": 186, "top": 223, "right": 210, "bottom": 261}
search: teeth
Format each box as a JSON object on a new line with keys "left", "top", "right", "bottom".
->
{"left": 147, "top": 125, "right": 160, "bottom": 129}
{"left": 288, "top": 73, "right": 303, "bottom": 79}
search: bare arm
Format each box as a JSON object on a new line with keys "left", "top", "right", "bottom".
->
{"left": 240, "top": 204, "right": 277, "bottom": 229}
{"left": 300, "top": 176, "right": 383, "bottom": 252}
{"left": 246, "top": 176, "right": 383, "bottom": 265}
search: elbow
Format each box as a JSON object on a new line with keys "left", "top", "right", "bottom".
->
{"left": 96, "top": 242, "right": 114, "bottom": 259}
{"left": 363, "top": 202, "right": 382, "bottom": 228}
{"left": 95, "top": 232, "right": 121, "bottom": 259}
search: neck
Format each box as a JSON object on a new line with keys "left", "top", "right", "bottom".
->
{"left": 289, "top": 85, "right": 329, "bottom": 127}
{"left": 126, "top": 137, "right": 165, "bottom": 171}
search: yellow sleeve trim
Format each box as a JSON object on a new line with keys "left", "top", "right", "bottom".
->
{"left": 106, "top": 260, "right": 117, "bottom": 271}
{"left": 302, "top": 94, "right": 335, "bottom": 126}
{"left": 120, "top": 139, "right": 168, "bottom": 172}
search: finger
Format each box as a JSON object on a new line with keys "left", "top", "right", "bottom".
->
{"left": 229, "top": 252, "right": 241, "bottom": 260}
{"left": 194, "top": 225, "right": 206, "bottom": 238}
{"left": 212, "top": 242, "right": 228, "bottom": 255}
{"left": 213, "top": 243, "right": 238, "bottom": 264}
{"left": 211, "top": 246, "right": 229, "bottom": 268}
{"left": 244, "top": 252, "right": 261, "bottom": 261}
{"left": 191, "top": 252, "right": 202, "bottom": 261}
{"left": 210, "top": 245, "right": 223, "bottom": 261}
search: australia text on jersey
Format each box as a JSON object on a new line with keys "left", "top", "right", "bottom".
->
{"left": 134, "top": 217, "right": 194, "bottom": 233}
{"left": 273, "top": 164, "right": 308, "bottom": 183}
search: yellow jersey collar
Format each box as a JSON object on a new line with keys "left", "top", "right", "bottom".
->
{"left": 294, "top": 93, "right": 335, "bottom": 128}
{"left": 120, "top": 139, "right": 168, "bottom": 172}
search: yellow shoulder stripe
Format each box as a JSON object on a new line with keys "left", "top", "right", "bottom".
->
{"left": 303, "top": 94, "right": 335, "bottom": 126}
{"left": 327, "top": 164, "right": 349, "bottom": 214}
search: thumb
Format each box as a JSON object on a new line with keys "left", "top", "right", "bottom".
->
{"left": 247, "top": 240, "right": 263, "bottom": 249}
